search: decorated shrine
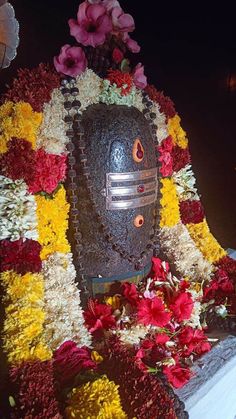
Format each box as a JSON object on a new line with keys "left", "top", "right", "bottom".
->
{"left": 0, "top": 1, "right": 236, "bottom": 418}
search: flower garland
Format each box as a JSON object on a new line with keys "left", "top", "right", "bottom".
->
{"left": 0, "top": 271, "right": 52, "bottom": 363}
{"left": 160, "top": 178, "right": 180, "bottom": 228}
{"left": 0, "top": 176, "right": 38, "bottom": 241}
{"left": 65, "top": 375, "right": 127, "bottom": 419}
{"left": 35, "top": 186, "right": 70, "bottom": 259}
{"left": 1, "top": 0, "right": 236, "bottom": 416}
{"left": 42, "top": 252, "right": 92, "bottom": 350}
{"left": 0, "top": 101, "right": 42, "bottom": 153}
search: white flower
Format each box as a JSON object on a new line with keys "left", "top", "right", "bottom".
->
{"left": 0, "top": 176, "right": 38, "bottom": 241}
{"left": 37, "top": 88, "right": 68, "bottom": 155}
{"left": 75, "top": 68, "right": 102, "bottom": 111}
{"left": 42, "top": 252, "right": 92, "bottom": 350}
{"left": 151, "top": 101, "right": 169, "bottom": 143}
{"left": 215, "top": 304, "right": 228, "bottom": 318}
{"left": 160, "top": 223, "right": 213, "bottom": 282}
{"left": 114, "top": 324, "right": 150, "bottom": 346}
{"left": 173, "top": 164, "right": 199, "bottom": 201}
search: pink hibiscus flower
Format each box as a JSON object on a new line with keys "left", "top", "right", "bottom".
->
{"left": 69, "top": 2, "right": 112, "bottom": 47}
{"left": 111, "top": 6, "right": 135, "bottom": 33}
{"left": 54, "top": 44, "right": 87, "bottom": 77}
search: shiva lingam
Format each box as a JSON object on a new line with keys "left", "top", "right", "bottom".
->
{"left": 63, "top": 78, "right": 160, "bottom": 300}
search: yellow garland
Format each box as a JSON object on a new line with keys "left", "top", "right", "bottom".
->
{"left": 167, "top": 114, "right": 188, "bottom": 149}
{"left": 36, "top": 186, "right": 70, "bottom": 259}
{"left": 187, "top": 219, "right": 227, "bottom": 263}
{"left": 65, "top": 375, "right": 127, "bottom": 419}
{"left": 0, "top": 101, "right": 42, "bottom": 153}
{"left": 0, "top": 271, "right": 52, "bottom": 363}
{"left": 160, "top": 178, "right": 180, "bottom": 228}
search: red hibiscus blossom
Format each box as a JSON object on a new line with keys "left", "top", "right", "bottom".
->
{"left": 178, "top": 326, "right": 211, "bottom": 357}
{"left": 122, "top": 282, "right": 139, "bottom": 306}
{"left": 170, "top": 292, "right": 194, "bottom": 322}
{"left": 53, "top": 340, "right": 96, "bottom": 385}
{"left": 69, "top": 2, "right": 112, "bottom": 47}
{"left": 137, "top": 296, "right": 171, "bottom": 327}
{"left": 84, "top": 299, "right": 116, "bottom": 333}
{"left": 163, "top": 363, "right": 192, "bottom": 388}
{"left": 151, "top": 257, "right": 169, "bottom": 281}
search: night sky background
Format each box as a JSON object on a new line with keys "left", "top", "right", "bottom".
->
{"left": 1, "top": 0, "right": 236, "bottom": 248}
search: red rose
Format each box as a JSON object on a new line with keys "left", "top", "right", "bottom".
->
{"left": 172, "top": 145, "right": 191, "bottom": 172}
{"left": 84, "top": 299, "right": 116, "bottom": 333}
{"left": 137, "top": 296, "right": 171, "bottom": 327}
{"left": 163, "top": 363, "right": 192, "bottom": 388}
{"left": 112, "top": 47, "right": 124, "bottom": 64}
{"left": 170, "top": 292, "right": 194, "bottom": 322}
{"left": 203, "top": 269, "right": 234, "bottom": 302}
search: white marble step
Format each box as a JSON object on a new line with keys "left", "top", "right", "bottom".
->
{"left": 176, "top": 333, "right": 236, "bottom": 419}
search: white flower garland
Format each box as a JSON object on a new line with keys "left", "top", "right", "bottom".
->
{"left": 42, "top": 252, "right": 92, "bottom": 350}
{"left": 173, "top": 164, "right": 200, "bottom": 201}
{"left": 160, "top": 223, "right": 213, "bottom": 282}
{"left": 0, "top": 176, "right": 38, "bottom": 241}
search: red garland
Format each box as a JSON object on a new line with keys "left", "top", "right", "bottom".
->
{"left": 180, "top": 200, "right": 205, "bottom": 224}
{"left": 100, "top": 337, "right": 179, "bottom": 419}
{"left": 3, "top": 63, "right": 61, "bottom": 112}
{"left": 9, "top": 361, "right": 62, "bottom": 418}
{"left": 0, "top": 239, "right": 42, "bottom": 274}
{"left": 53, "top": 341, "right": 96, "bottom": 386}
{"left": 28, "top": 149, "right": 67, "bottom": 194}
{"left": 172, "top": 145, "right": 191, "bottom": 172}
{"left": 106, "top": 69, "right": 133, "bottom": 95}
{"left": 216, "top": 255, "right": 236, "bottom": 279}
{"left": 158, "top": 136, "right": 174, "bottom": 177}
{"left": 0, "top": 138, "right": 36, "bottom": 184}
{"left": 145, "top": 84, "right": 176, "bottom": 120}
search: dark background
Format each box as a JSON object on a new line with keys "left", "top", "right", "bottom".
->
{"left": 1, "top": 0, "right": 236, "bottom": 248}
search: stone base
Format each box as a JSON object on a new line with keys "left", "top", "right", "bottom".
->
{"left": 176, "top": 333, "right": 236, "bottom": 419}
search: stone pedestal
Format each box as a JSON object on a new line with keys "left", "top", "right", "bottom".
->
{"left": 176, "top": 334, "right": 236, "bottom": 419}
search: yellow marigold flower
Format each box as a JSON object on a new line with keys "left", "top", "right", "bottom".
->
{"left": 187, "top": 219, "right": 226, "bottom": 263}
{"left": 160, "top": 178, "right": 180, "bottom": 228}
{"left": 0, "top": 101, "right": 42, "bottom": 153}
{"left": 91, "top": 351, "right": 104, "bottom": 364}
{"left": 168, "top": 114, "right": 188, "bottom": 149}
{"left": 36, "top": 186, "right": 70, "bottom": 259}
{"left": 0, "top": 271, "right": 52, "bottom": 363}
{"left": 105, "top": 295, "right": 121, "bottom": 310}
{"left": 65, "top": 375, "right": 127, "bottom": 419}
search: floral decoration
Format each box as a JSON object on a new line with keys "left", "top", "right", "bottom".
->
{"left": 168, "top": 114, "right": 188, "bottom": 149}
{"left": 65, "top": 375, "right": 127, "bottom": 419}
{"left": 0, "top": 101, "right": 42, "bottom": 153}
{"left": 54, "top": 44, "right": 87, "bottom": 77}
{"left": 2, "top": 63, "right": 61, "bottom": 112}
{"left": 36, "top": 186, "right": 70, "bottom": 259}
{"left": 180, "top": 199, "right": 205, "bottom": 224}
{"left": 160, "top": 178, "right": 180, "bottom": 227}
{"left": 0, "top": 239, "right": 42, "bottom": 274}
